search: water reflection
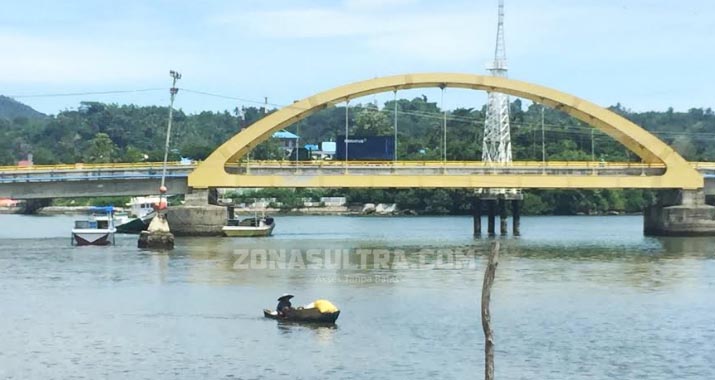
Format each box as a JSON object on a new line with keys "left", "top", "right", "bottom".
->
{"left": 158, "top": 235, "right": 712, "bottom": 296}
{"left": 2, "top": 214, "right": 714, "bottom": 380}
{"left": 276, "top": 321, "right": 339, "bottom": 339}
{"left": 145, "top": 250, "right": 170, "bottom": 284}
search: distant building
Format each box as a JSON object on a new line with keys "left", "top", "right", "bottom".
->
{"left": 17, "top": 153, "right": 33, "bottom": 167}
{"left": 321, "top": 142, "right": 336, "bottom": 156}
{"left": 320, "top": 197, "right": 346, "bottom": 207}
{"left": 272, "top": 130, "right": 299, "bottom": 155}
{"left": 0, "top": 198, "right": 19, "bottom": 207}
{"left": 308, "top": 141, "right": 336, "bottom": 160}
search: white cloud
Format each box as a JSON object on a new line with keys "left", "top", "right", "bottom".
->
{"left": 213, "top": 5, "right": 500, "bottom": 64}
{"left": 0, "top": 30, "right": 197, "bottom": 85}
{"left": 344, "top": 0, "right": 417, "bottom": 11}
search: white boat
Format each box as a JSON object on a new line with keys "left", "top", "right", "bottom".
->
{"left": 222, "top": 216, "right": 275, "bottom": 237}
{"left": 127, "top": 196, "right": 161, "bottom": 219}
{"left": 115, "top": 196, "right": 160, "bottom": 234}
{"left": 71, "top": 206, "right": 116, "bottom": 246}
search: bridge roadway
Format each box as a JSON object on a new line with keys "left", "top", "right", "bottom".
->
{"left": 0, "top": 161, "right": 714, "bottom": 199}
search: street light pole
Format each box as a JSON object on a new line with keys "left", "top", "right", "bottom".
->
{"left": 440, "top": 85, "right": 447, "bottom": 164}
{"left": 393, "top": 90, "right": 398, "bottom": 162}
{"left": 344, "top": 99, "right": 350, "bottom": 173}
{"left": 160, "top": 70, "right": 181, "bottom": 201}
{"left": 541, "top": 105, "right": 546, "bottom": 173}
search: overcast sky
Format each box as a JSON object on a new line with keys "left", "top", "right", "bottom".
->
{"left": 1, "top": 0, "right": 713, "bottom": 115}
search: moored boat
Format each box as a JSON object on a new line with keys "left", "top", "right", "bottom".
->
{"left": 222, "top": 216, "right": 275, "bottom": 237}
{"left": 71, "top": 206, "right": 116, "bottom": 246}
{"left": 263, "top": 299, "right": 340, "bottom": 324}
{"left": 115, "top": 196, "right": 161, "bottom": 234}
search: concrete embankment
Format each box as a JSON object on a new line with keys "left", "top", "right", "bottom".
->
{"left": 12, "top": 203, "right": 404, "bottom": 217}
{"left": 36, "top": 206, "right": 129, "bottom": 215}
{"left": 229, "top": 203, "right": 401, "bottom": 216}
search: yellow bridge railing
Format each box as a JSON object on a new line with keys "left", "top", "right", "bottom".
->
{"left": 229, "top": 160, "right": 669, "bottom": 169}
{"left": 1, "top": 160, "right": 714, "bottom": 172}
{"left": 0, "top": 161, "right": 193, "bottom": 172}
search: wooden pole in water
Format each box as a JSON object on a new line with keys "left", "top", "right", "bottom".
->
{"left": 482, "top": 241, "right": 499, "bottom": 380}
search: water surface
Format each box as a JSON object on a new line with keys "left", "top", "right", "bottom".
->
{"left": 0, "top": 214, "right": 713, "bottom": 379}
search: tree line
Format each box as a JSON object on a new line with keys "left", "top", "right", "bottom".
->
{"left": 1, "top": 97, "right": 713, "bottom": 214}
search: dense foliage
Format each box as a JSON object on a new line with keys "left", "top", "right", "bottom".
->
{"left": 2, "top": 96, "right": 713, "bottom": 215}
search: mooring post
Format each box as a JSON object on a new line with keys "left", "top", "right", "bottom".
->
{"left": 512, "top": 199, "right": 521, "bottom": 236}
{"left": 482, "top": 241, "right": 499, "bottom": 380}
{"left": 487, "top": 200, "right": 496, "bottom": 236}
{"left": 473, "top": 198, "right": 482, "bottom": 236}
{"left": 499, "top": 198, "right": 508, "bottom": 236}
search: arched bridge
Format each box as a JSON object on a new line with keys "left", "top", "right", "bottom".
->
{"left": 188, "top": 73, "right": 703, "bottom": 190}
{"left": 0, "top": 73, "right": 711, "bottom": 200}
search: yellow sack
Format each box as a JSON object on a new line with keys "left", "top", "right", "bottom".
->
{"left": 313, "top": 299, "right": 339, "bottom": 313}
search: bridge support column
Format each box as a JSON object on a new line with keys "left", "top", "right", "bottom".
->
{"left": 512, "top": 199, "right": 521, "bottom": 236}
{"left": 165, "top": 188, "right": 226, "bottom": 236}
{"left": 499, "top": 199, "right": 508, "bottom": 236}
{"left": 20, "top": 199, "right": 52, "bottom": 214}
{"left": 644, "top": 189, "right": 715, "bottom": 236}
{"left": 487, "top": 200, "right": 496, "bottom": 236}
{"left": 472, "top": 198, "right": 482, "bottom": 236}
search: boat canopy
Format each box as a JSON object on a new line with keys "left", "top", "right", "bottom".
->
{"left": 90, "top": 206, "right": 114, "bottom": 213}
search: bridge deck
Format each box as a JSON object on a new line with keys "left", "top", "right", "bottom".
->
{"left": 0, "top": 161, "right": 713, "bottom": 199}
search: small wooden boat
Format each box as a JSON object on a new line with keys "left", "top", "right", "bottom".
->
{"left": 263, "top": 299, "right": 340, "bottom": 324}
{"left": 222, "top": 216, "right": 275, "bottom": 237}
{"left": 71, "top": 206, "right": 116, "bottom": 246}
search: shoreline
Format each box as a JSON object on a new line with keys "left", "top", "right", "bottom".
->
{"left": 0, "top": 205, "right": 642, "bottom": 217}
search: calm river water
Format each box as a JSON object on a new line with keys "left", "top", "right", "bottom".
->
{"left": 0, "top": 214, "right": 713, "bottom": 379}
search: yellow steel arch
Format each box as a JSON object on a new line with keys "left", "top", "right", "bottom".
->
{"left": 189, "top": 73, "right": 702, "bottom": 190}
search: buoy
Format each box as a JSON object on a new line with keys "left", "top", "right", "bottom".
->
{"left": 153, "top": 198, "right": 168, "bottom": 211}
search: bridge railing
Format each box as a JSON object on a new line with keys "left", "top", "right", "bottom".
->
{"left": 2, "top": 160, "right": 713, "bottom": 176}
{"left": 0, "top": 161, "right": 194, "bottom": 172}
{"left": 691, "top": 162, "right": 715, "bottom": 170}
{"left": 227, "top": 160, "right": 669, "bottom": 169}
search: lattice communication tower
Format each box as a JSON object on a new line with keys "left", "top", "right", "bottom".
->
{"left": 482, "top": 0, "right": 512, "bottom": 164}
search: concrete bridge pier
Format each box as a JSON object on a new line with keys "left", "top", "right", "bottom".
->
{"left": 472, "top": 198, "right": 482, "bottom": 236}
{"left": 20, "top": 199, "right": 52, "bottom": 214}
{"left": 165, "top": 188, "right": 226, "bottom": 236}
{"left": 644, "top": 189, "right": 715, "bottom": 236}
{"left": 487, "top": 200, "right": 497, "bottom": 236}
{"left": 475, "top": 193, "right": 523, "bottom": 237}
{"left": 499, "top": 199, "right": 508, "bottom": 236}
{"left": 512, "top": 199, "right": 521, "bottom": 236}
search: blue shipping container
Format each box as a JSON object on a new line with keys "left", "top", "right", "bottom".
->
{"left": 335, "top": 136, "right": 395, "bottom": 160}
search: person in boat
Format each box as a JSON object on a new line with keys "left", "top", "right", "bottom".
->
{"left": 276, "top": 294, "right": 294, "bottom": 316}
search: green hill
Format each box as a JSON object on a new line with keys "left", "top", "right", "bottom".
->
{"left": 0, "top": 95, "right": 46, "bottom": 121}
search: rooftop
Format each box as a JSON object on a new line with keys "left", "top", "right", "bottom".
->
{"left": 272, "top": 130, "right": 299, "bottom": 139}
